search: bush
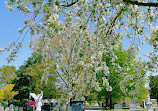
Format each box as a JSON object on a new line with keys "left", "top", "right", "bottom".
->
{"left": 9, "top": 100, "right": 27, "bottom": 107}
{"left": 0, "top": 102, "right": 7, "bottom": 108}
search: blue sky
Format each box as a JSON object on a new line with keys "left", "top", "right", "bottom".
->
{"left": 0, "top": 0, "right": 157, "bottom": 78}
{"left": 0, "top": 0, "right": 32, "bottom": 68}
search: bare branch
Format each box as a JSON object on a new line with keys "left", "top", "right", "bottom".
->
{"left": 61, "top": 0, "right": 79, "bottom": 7}
{"left": 123, "top": 0, "right": 158, "bottom": 7}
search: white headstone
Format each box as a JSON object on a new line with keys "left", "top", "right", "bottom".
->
{"left": 154, "top": 108, "right": 158, "bottom": 111}
{"left": 114, "top": 104, "right": 122, "bottom": 110}
{"left": 43, "top": 99, "right": 49, "bottom": 104}
{"left": 136, "top": 103, "right": 141, "bottom": 108}
{"left": 129, "top": 104, "right": 136, "bottom": 111}
{"left": 146, "top": 94, "right": 153, "bottom": 111}
{"left": 151, "top": 99, "right": 158, "bottom": 108}
{"left": 94, "top": 102, "right": 99, "bottom": 106}
{"left": 5, "top": 107, "right": 9, "bottom": 111}
{"left": 19, "top": 106, "right": 23, "bottom": 111}
{"left": 147, "top": 94, "right": 152, "bottom": 104}
{"left": 9, "top": 104, "right": 14, "bottom": 111}
{"left": 50, "top": 99, "right": 56, "bottom": 103}
{"left": 15, "top": 106, "right": 19, "bottom": 111}
{"left": 0, "top": 106, "right": 4, "bottom": 111}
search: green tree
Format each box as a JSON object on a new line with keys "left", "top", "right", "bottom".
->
{"left": 12, "top": 53, "right": 42, "bottom": 100}
{"left": 12, "top": 52, "right": 57, "bottom": 100}
{"left": 149, "top": 75, "right": 158, "bottom": 100}
{"left": 0, "top": 84, "right": 18, "bottom": 102}
{"left": 0, "top": 65, "right": 16, "bottom": 87}
{"left": 92, "top": 44, "right": 147, "bottom": 108}
{"left": 23, "top": 62, "right": 57, "bottom": 99}
{"left": 12, "top": 74, "right": 31, "bottom": 101}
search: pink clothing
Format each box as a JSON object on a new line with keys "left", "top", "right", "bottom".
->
{"left": 25, "top": 101, "right": 36, "bottom": 109}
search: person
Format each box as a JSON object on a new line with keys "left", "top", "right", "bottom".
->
{"left": 25, "top": 98, "right": 36, "bottom": 110}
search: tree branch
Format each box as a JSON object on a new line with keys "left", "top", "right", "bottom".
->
{"left": 106, "top": 5, "right": 127, "bottom": 36}
{"left": 55, "top": 70, "right": 68, "bottom": 86}
{"left": 123, "top": 0, "right": 158, "bottom": 7}
{"left": 61, "top": 0, "right": 79, "bottom": 7}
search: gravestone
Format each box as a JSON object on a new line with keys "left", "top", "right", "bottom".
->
{"left": 129, "top": 104, "right": 136, "bottom": 111}
{"left": 151, "top": 99, "right": 158, "bottom": 108}
{"left": 15, "top": 106, "right": 19, "bottom": 111}
{"left": 154, "top": 108, "right": 158, "bottom": 111}
{"left": 27, "top": 105, "right": 35, "bottom": 111}
{"left": 19, "top": 106, "right": 23, "bottom": 111}
{"left": 5, "top": 107, "right": 9, "bottom": 111}
{"left": 114, "top": 104, "right": 122, "bottom": 110}
{"left": 136, "top": 103, "right": 141, "bottom": 108}
{"left": 0, "top": 103, "right": 2, "bottom": 111}
{"left": 146, "top": 94, "right": 152, "bottom": 111}
{"left": 0, "top": 106, "right": 4, "bottom": 111}
{"left": 43, "top": 99, "right": 49, "bottom": 104}
{"left": 9, "top": 104, "right": 14, "bottom": 111}
{"left": 94, "top": 102, "right": 99, "bottom": 106}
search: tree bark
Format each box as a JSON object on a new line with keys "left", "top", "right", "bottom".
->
{"left": 106, "top": 98, "right": 109, "bottom": 107}
{"left": 123, "top": 0, "right": 158, "bottom": 7}
{"left": 110, "top": 97, "right": 113, "bottom": 109}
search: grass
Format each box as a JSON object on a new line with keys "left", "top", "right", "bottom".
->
{"left": 85, "top": 108, "right": 147, "bottom": 111}
{"left": 106, "top": 108, "right": 147, "bottom": 111}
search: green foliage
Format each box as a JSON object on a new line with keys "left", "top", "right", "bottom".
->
{"left": 12, "top": 74, "right": 31, "bottom": 100}
{"left": 9, "top": 99, "right": 27, "bottom": 106}
{"left": 12, "top": 52, "right": 57, "bottom": 100}
{"left": 0, "top": 84, "right": 18, "bottom": 101}
{"left": 0, "top": 102, "right": 7, "bottom": 108}
{"left": 0, "top": 65, "right": 16, "bottom": 87}
{"left": 89, "top": 44, "right": 147, "bottom": 107}
{"left": 149, "top": 75, "right": 158, "bottom": 100}
{"left": 12, "top": 53, "right": 42, "bottom": 100}
{"left": 24, "top": 62, "right": 57, "bottom": 99}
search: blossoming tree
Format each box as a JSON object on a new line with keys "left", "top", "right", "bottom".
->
{"left": 2, "top": 0, "right": 158, "bottom": 110}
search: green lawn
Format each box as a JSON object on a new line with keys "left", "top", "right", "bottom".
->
{"left": 85, "top": 108, "right": 147, "bottom": 111}
{"left": 106, "top": 108, "right": 147, "bottom": 111}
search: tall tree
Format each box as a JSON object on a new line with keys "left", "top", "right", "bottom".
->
{"left": 3, "top": 0, "right": 158, "bottom": 110}
{"left": 12, "top": 53, "right": 42, "bottom": 100}
{"left": 149, "top": 75, "right": 158, "bottom": 100}
{"left": 23, "top": 61, "right": 57, "bottom": 99}
{"left": 91, "top": 44, "right": 147, "bottom": 108}
{"left": 12, "top": 52, "right": 57, "bottom": 100}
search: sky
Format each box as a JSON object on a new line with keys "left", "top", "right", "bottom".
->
{"left": 0, "top": 0, "right": 157, "bottom": 78}
{"left": 0, "top": 0, "right": 33, "bottom": 68}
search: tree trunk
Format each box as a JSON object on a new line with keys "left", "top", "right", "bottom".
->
{"left": 110, "top": 97, "right": 113, "bottom": 109}
{"left": 106, "top": 98, "right": 109, "bottom": 107}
